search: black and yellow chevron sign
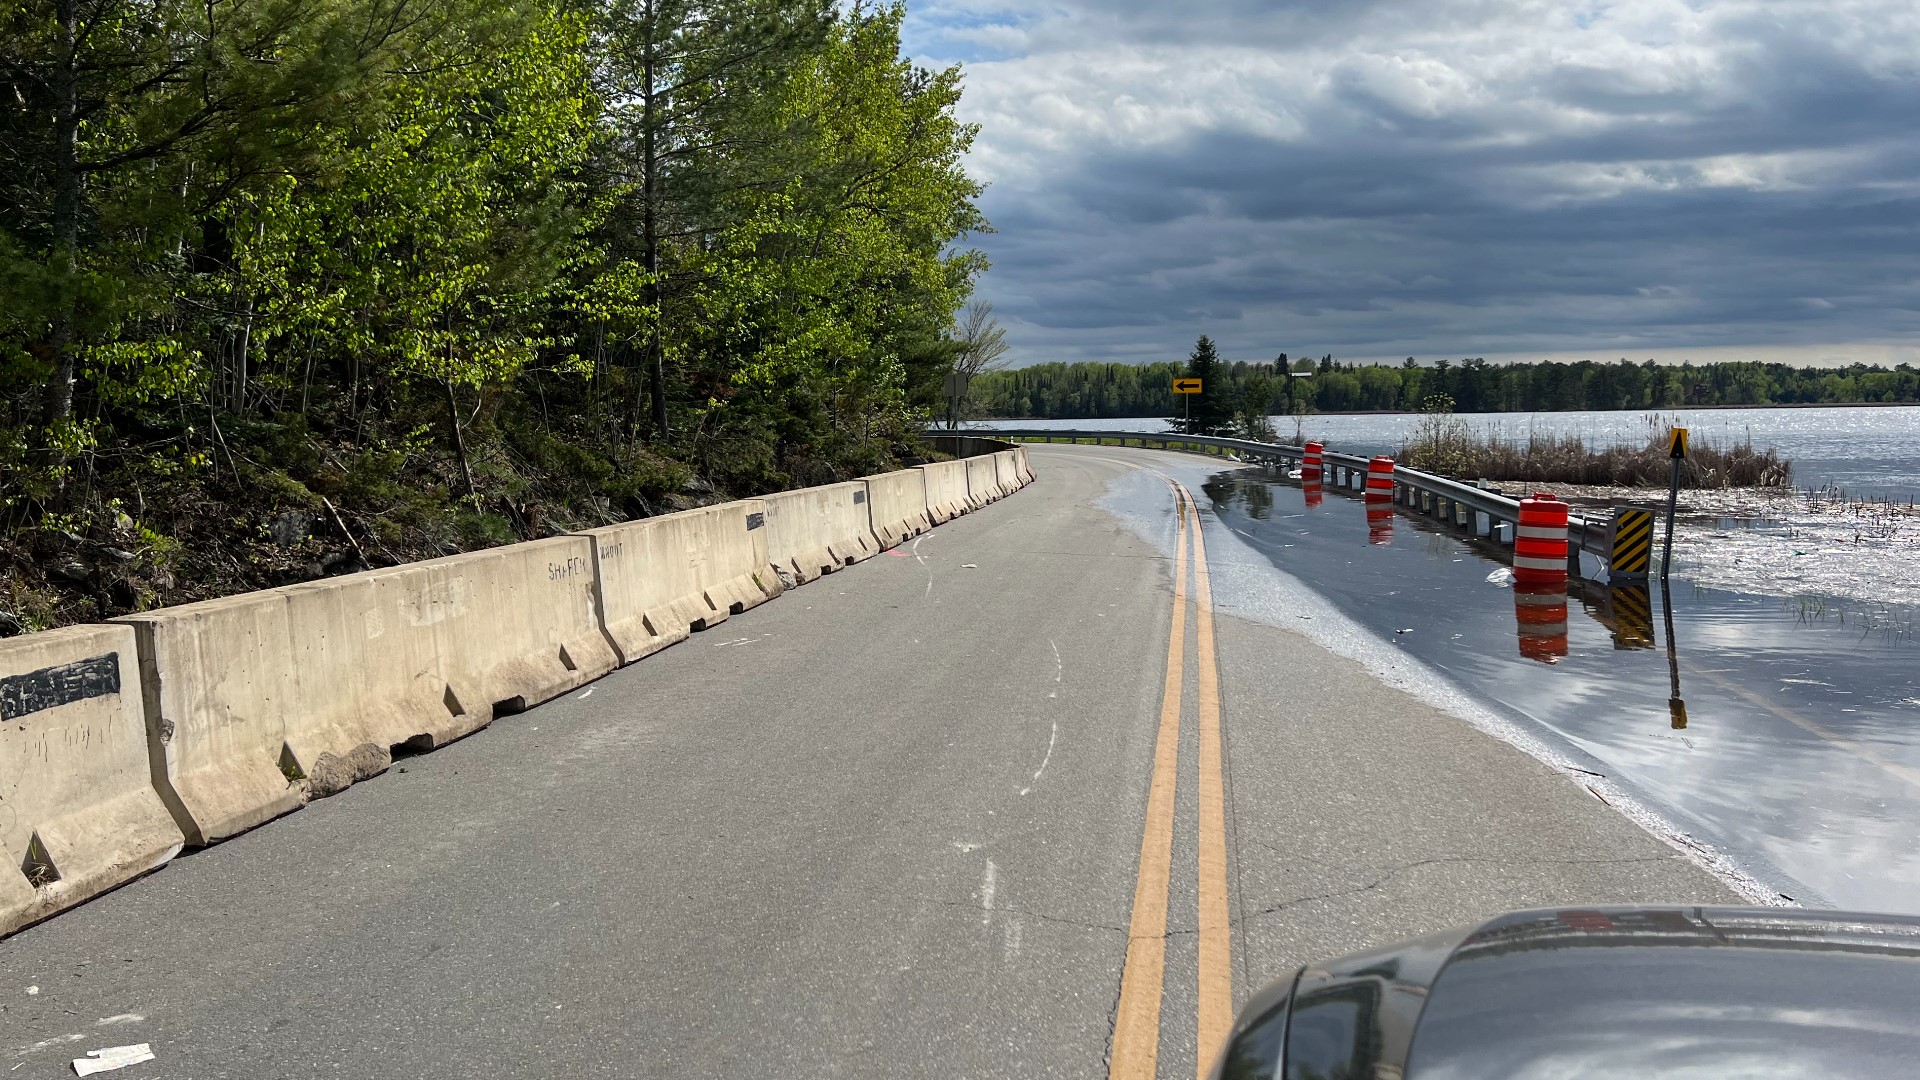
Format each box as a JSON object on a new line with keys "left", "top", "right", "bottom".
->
{"left": 1609, "top": 507, "right": 1655, "bottom": 579}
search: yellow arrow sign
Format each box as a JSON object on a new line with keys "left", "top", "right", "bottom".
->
{"left": 1172, "top": 378, "right": 1203, "bottom": 394}
{"left": 1668, "top": 427, "right": 1689, "bottom": 459}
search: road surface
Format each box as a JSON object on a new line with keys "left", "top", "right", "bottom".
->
{"left": 1, "top": 444, "right": 1737, "bottom": 1079}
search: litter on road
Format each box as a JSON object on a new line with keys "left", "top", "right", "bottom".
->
{"left": 71, "top": 1045, "right": 154, "bottom": 1076}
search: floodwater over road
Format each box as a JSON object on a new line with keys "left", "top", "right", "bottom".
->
{"left": 977, "top": 405, "right": 1920, "bottom": 502}
{"left": 1102, "top": 453, "right": 1920, "bottom": 913}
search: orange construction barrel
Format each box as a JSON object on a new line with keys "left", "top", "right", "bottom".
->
{"left": 1365, "top": 456, "right": 1395, "bottom": 503}
{"left": 1364, "top": 456, "right": 1394, "bottom": 543}
{"left": 1303, "top": 441, "right": 1323, "bottom": 476}
{"left": 1514, "top": 492, "right": 1569, "bottom": 584}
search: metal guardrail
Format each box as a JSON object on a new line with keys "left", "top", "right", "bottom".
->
{"left": 964, "top": 428, "right": 1612, "bottom": 567}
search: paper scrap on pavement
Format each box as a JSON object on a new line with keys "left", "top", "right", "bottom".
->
{"left": 72, "top": 1044, "right": 154, "bottom": 1076}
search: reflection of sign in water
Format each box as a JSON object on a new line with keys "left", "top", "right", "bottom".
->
{"left": 1662, "top": 584, "right": 1687, "bottom": 729}
{"left": 1608, "top": 508, "right": 1654, "bottom": 580}
{"left": 1605, "top": 584, "right": 1656, "bottom": 650}
{"left": 1172, "top": 378, "right": 1203, "bottom": 394}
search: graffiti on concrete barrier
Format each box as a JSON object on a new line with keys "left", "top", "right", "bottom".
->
{"left": 1, "top": 653, "right": 122, "bottom": 722}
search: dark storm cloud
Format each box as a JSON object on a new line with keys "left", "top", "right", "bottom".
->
{"left": 907, "top": 0, "right": 1920, "bottom": 365}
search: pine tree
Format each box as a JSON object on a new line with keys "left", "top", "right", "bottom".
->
{"left": 1181, "top": 335, "right": 1233, "bottom": 435}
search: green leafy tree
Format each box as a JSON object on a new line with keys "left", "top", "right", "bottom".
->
{"left": 584, "top": 0, "right": 833, "bottom": 440}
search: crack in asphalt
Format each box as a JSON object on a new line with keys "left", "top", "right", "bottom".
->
{"left": 1237, "top": 855, "right": 1674, "bottom": 921}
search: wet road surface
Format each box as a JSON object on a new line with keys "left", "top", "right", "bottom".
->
{"left": 1189, "top": 459, "right": 1920, "bottom": 912}
{"left": 0, "top": 446, "right": 1733, "bottom": 1079}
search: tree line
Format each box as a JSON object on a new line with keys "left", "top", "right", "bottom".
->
{"left": 970, "top": 354, "right": 1920, "bottom": 424}
{"left": 2, "top": 0, "right": 986, "bottom": 627}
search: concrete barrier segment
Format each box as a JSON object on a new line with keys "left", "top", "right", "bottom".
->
{"left": 579, "top": 501, "right": 779, "bottom": 665}
{"left": 964, "top": 455, "right": 1002, "bottom": 507}
{"left": 762, "top": 482, "right": 882, "bottom": 587}
{"left": 116, "top": 535, "right": 617, "bottom": 844}
{"left": 1014, "top": 446, "right": 1035, "bottom": 484}
{"left": 993, "top": 451, "right": 1022, "bottom": 494}
{"left": 916, "top": 461, "right": 971, "bottom": 523}
{"left": 860, "top": 469, "right": 931, "bottom": 549}
{"left": 2, "top": 625, "right": 185, "bottom": 939}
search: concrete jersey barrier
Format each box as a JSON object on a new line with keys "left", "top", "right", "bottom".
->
{"left": 763, "top": 482, "right": 882, "bottom": 586}
{"left": 579, "top": 501, "right": 779, "bottom": 664}
{"left": 965, "top": 455, "right": 1003, "bottom": 505}
{"left": 117, "top": 536, "right": 616, "bottom": 845}
{"left": 917, "top": 460, "right": 971, "bottom": 523}
{"left": 993, "top": 450, "right": 1022, "bottom": 493}
{"left": 1014, "top": 446, "right": 1035, "bottom": 483}
{"left": 2, "top": 624, "right": 184, "bottom": 938}
{"left": 862, "top": 469, "right": 931, "bottom": 548}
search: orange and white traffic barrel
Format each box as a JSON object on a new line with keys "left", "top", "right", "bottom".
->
{"left": 1365, "top": 457, "right": 1394, "bottom": 503}
{"left": 1365, "top": 456, "right": 1394, "bottom": 543}
{"left": 1514, "top": 580, "right": 1569, "bottom": 663}
{"left": 1303, "top": 441, "right": 1323, "bottom": 477}
{"left": 1514, "top": 492, "right": 1569, "bottom": 584}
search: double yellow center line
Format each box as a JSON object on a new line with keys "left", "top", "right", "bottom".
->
{"left": 1109, "top": 471, "right": 1234, "bottom": 1080}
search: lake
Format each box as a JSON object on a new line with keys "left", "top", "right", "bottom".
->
{"left": 968, "top": 405, "right": 1920, "bottom": 503}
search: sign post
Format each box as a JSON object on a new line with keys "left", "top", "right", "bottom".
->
{"left": 943, "top": 371, "right": 971, "bottom": 430}
{"left": 1172, "top": 377, "right": 1202, "bottom": 433}
{"left": 1660, "top": 427, "right": 1687, "bottom": 580}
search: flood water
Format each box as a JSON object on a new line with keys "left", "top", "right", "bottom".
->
{"left": 975, "top": 405, "right": 1920, "bottom": 502}
{"left": 1097, "top": 449, "right": 1920, "bottom": 914}
{"left": 1193, "top": 463, "right": 1920, "bottom": 913}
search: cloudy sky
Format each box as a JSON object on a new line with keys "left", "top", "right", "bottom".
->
{"left": 901, "top": 0, "right": 1920, "bottom": 368}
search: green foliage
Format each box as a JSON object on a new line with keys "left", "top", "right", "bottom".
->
{"left": 970, "top": 357, "right": 1920, "bottom": 420}
{"left": 1177, "top": 335, "right": 1234, "bottom": 436}
{"left": 0, "top": 0, "right": 986, "bottom": 626}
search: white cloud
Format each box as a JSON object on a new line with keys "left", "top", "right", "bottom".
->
{"left": 908, "top": 0, "right": 1920, "bottom": 366}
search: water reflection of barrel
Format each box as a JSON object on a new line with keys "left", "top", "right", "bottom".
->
{"left": 1514, "top": 492, "right": 1569, "bottom": 585}
{"left": 1515, "top": 580, "right": 1570, "bottom": 663}
{"left": 1365, "top": 456, "right": 1394, "bottom": 544}
{"left": 1303, "top": 441, "right": 1324, "bottom": 478}
{"left": 1303, "top": 473, "right": 1323, "bottom": 509}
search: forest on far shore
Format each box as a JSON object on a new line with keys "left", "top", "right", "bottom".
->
{"left": 968, "top": 355, "right": 1920, "bottom": 421}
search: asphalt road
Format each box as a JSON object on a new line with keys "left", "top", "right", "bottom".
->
{"left": 0, "top": 444, "right": 1737, "bottom": 1079}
